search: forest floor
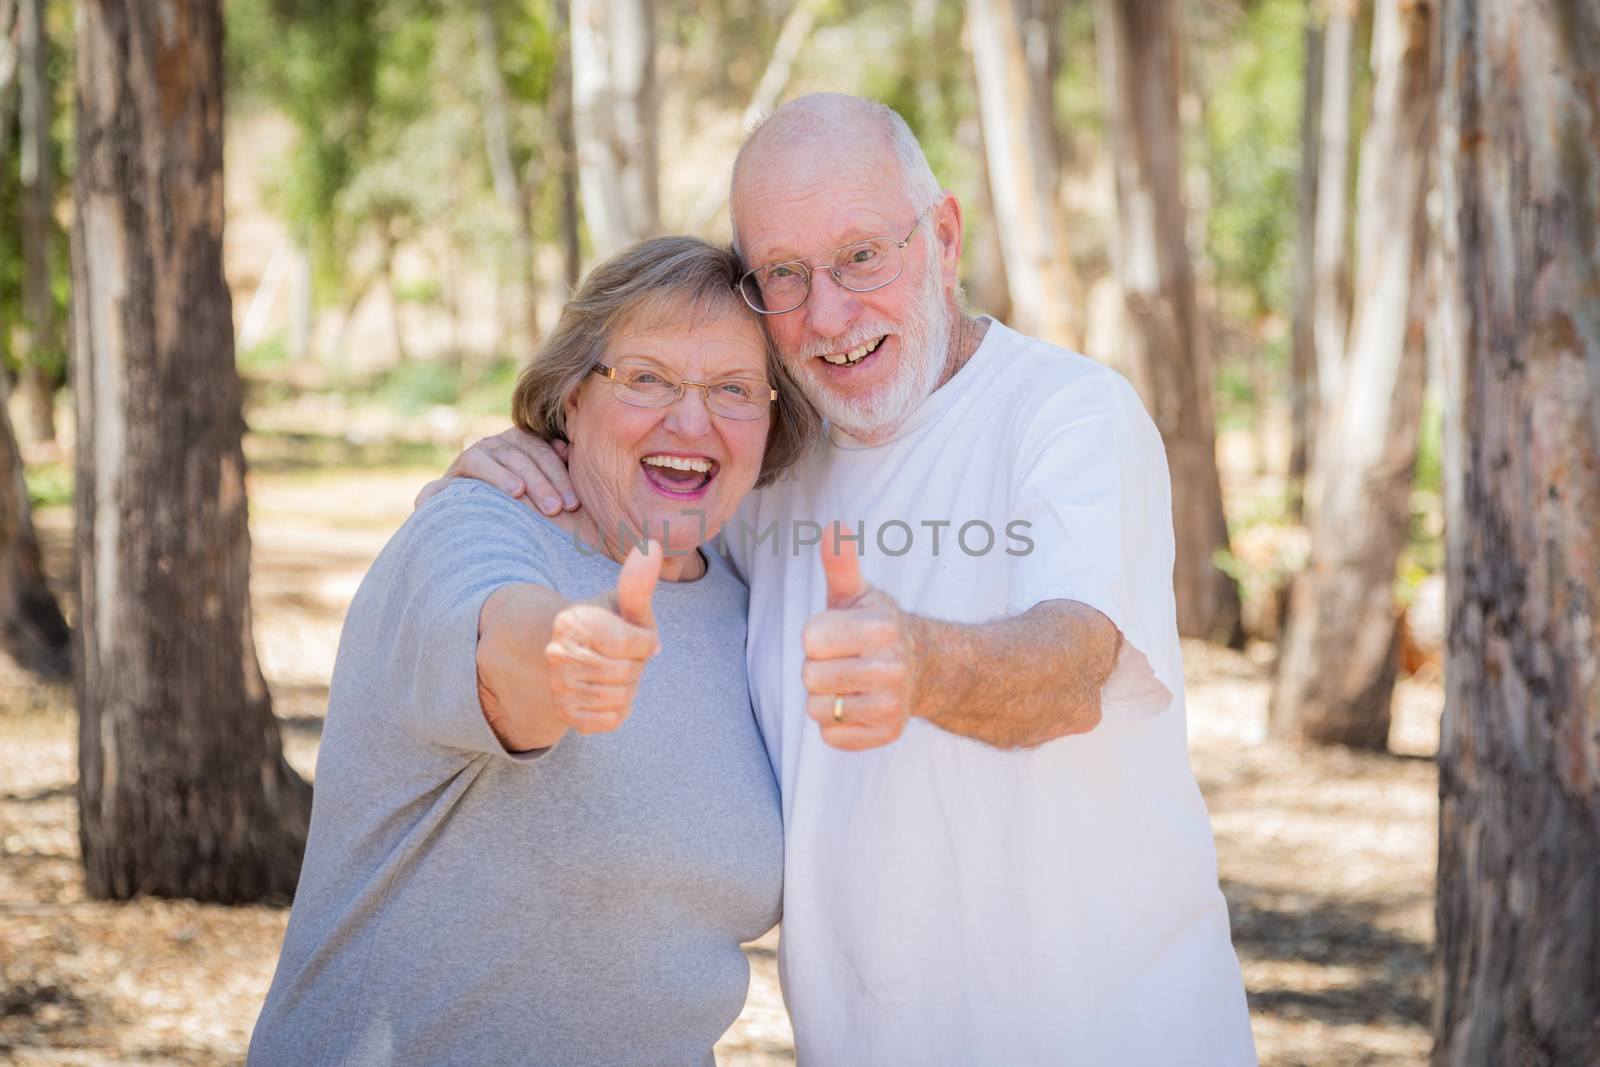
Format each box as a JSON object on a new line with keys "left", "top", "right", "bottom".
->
{"left": 0, "top": 410, "right": 1443, "bottom": 1066}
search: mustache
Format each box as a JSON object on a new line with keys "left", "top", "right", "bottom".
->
{"left": 791, "top": 325, "right": 897, "bottom": 362}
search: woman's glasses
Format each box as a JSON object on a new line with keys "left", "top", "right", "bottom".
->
{"left": 592, "top": 362, "right": 776, "bottom": 421}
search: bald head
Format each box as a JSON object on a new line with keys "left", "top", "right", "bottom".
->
{"left": 730, "top": 94, "right": 944, "bottom": 254}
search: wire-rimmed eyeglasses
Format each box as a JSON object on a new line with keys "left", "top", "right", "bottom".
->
{"left": 738, "top": 209, "right": 931, "bottom": 315}
{"left": 591, "top": 362, "right": 777, "bottom": 421}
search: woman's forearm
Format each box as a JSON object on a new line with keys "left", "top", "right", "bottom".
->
{"left": 476, "top": 582, "right": 570, "bottom": 751}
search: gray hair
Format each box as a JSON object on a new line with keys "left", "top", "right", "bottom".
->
{"left": 729, "top": 94, "right": 946, "bottom": 255}
{"left": 511, "top": 236, "right": 820, "bottom": 488}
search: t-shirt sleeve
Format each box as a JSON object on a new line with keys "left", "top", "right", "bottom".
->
{"left": 1007, "top": 374, "right": 1182, "bottom": 719}
{"left": 351, "top": 482, "right": 560, "bottom": 760}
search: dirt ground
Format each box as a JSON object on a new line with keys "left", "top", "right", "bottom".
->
{"left": 0, "top": 461, "right": 1442, "bottom": 1066}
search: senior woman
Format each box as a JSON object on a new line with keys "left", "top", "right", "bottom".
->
{"left": 248, "top": 236, "right": 818, "bottom": 1067}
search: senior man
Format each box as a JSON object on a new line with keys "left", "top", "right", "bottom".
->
{"left": 423, "top": 93, "right": 1256, "bottom": 1065}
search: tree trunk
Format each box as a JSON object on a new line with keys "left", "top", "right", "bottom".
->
{"left": 970, "top": 112, "right": 1014, "bottom": 324}
{"left": 475, "top": 0, "right": 539, "bottom": 352}
{"left": 571, "top": 0, "right": 658, "bottom": 259}
{"left": 19, "top": 0, "right": 58, "bottom": 446}
{"left": 380, "top": 218, "right": 409, "bottom": 364}
{"left": 1269, "top": 0, "right": 1434, "bottom": 749}
{"left": 288, "top": 243, "right": 312, "bottom": 361}
{"left": 1432, "top": 0, "right": 1600, "bottom": 1061}
{"left": 968, "top": 0, "right": 1081, "bottom": 349}
{"left": 0, "top": 1, "right": 18, "bottom": 101}
{"left": 71, "top": 0, "right": 310, "bottom": 903}
{"left": 0, "top": 4, "right": 19, "bottom": 236}
{"left": 0, "top": 373, "right": 69, "bottom": 680}
{"left": 1310, "top": 0, "right": 1356, "bottom": 429}
{"left": 552, "top": 0, "right": 581, "bottom": 289}
{"left": 1288, "top": 6, "right": 1324, "bottom": 518}
{"left": 1094, "top": 0, "right": 1242, "bottom": 646}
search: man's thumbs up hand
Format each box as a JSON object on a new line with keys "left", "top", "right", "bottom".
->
{"left": 820, "top": 527, "right": 869, "bottom": 608}
{"left": 545, "top": 542, "right": 663, "bottom": 736}
{"left": 801, "top": 524, "right": 923, "bottom": 751}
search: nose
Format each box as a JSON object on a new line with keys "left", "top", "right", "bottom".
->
{"left": 802, "top": 268, "right": 862, "bottom": 338}
{"left": 662, "top": 384, "right": 714, "bottom": 438}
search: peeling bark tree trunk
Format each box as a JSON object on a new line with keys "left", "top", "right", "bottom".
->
{"left": 1432, "top": 0, "right": 1600, "bottom": 1060}
{"left": 19, "top": 0, "right": 58, "bottom": 446}
{"left": 1269, "top": 0, "right": 1433, "bottom": 749}
{"left": 71, "top": 0, "right": 310, "bottom": 903}
{"left": 969, "top": 0, "right": 1081, "bottom": 349}
{"left": 1288, "top": 6, "right": 1324, "bottom": 517}
{"left": 571, "top": 0, "right": 658, "bottom": 258}
{"left": 1311, "top": 0, "right": 1356, "bottom": 425}
{"left": 1095, "top": 0, "right": 1242, "bottom": 645}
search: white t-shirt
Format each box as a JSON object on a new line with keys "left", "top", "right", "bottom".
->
{"left": 727, "top": 321, "right": 1256, "bottom": 1066}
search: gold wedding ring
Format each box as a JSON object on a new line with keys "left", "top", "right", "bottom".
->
{"left": 832, "top": 694, "right": 846, "bottom": 724}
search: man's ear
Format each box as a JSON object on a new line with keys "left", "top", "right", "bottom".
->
{"left": 933, "top": 192, "right": 964, "bottom": 288}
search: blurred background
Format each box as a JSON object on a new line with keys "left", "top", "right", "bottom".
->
{"left": 2, "top": 0, "right": 1594, "bottom": 1064}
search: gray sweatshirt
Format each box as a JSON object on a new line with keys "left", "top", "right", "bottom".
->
{"left": 248, "top": 482, "right": 783, "bottom": 1067}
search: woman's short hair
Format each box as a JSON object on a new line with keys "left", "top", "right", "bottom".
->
{"left": 511, "top": 235, "right": 819, "bottom": 488}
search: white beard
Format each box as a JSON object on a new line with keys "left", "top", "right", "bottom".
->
{"left": 784, "top": 241, "right": 952, "bottom": 443}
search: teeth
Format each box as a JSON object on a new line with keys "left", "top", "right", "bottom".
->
{"left": 643, "top": 455, "right": 712, "bottom": 473}
{"left": 822, "top": 339, "right": 879, "bottom": 365}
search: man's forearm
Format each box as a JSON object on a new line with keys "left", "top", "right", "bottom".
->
{"left": 908, "top": 600, "right": 1120, "bottom": 750}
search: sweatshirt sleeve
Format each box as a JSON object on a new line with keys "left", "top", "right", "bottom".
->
{"left": 337, "top": 482, "right": 560, "bottom": 760}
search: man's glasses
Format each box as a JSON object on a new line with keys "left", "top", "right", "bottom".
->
{"left": 738, "top": 209, "right": 930, "bottom": 315}
{"left": 591, "top": 362, "right": 777, "bottom": 421}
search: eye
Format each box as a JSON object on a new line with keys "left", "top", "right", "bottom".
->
{"left": 849, "top": 246, "right": 879, "bottom": 264}
{"left": 623, "top": 369, "right": 670, "bottom": 389}
{"left": 767, "top": 264, "right": 799, "bottom": 280}
{"left": 717, "top": 380, "right": 755, "bottom": 399}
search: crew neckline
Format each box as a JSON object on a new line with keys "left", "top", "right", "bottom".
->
{"left": 826, "top": 317, "right": 1005, "bottom": 451}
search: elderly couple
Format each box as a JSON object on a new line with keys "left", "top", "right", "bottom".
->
{"left": 250, "top": 94, "right": 1256, "bottom": 1066}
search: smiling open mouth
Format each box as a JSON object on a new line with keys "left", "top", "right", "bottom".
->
{"left": 641, "top": 454, "right": 718, "bottom": 496}
{"left": 820, "top": 335, "right": 887, "bottom": 367}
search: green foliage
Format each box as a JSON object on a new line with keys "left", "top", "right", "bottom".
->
{"left": 458, "top": 356, "right": 524, "bottom": 415}
{"left": 228, "top": 0, "right": 384, "bottom": 274}
{"left": 239, "top": 336, "right": 293, "bottom": 373}
{"left": 1402, "top": 390, "right": 1445, "bottom": 591}
{"left": 370, "top": 359, "right": 463, "bottom": 414}
{"left": 663, "top": 0, "right": 796, "bottom": 106}
{"left": 228, "top": 0, "right": 563, "bottom": 318}
{"left": 23, "top": 460, "right": 72, "bottom": 510}
{"left": 1412, "top": 387, "right": 1443, "bottom": 498}
{"left": 0, "top": 0, "right": 74, "bottom": 385}
{"left": 498, "top": 1, "right": 559, "bottom": 105}
{"left": 1055, "top": 2, "right": 1104, "bottom": 158}
{"left": 1201, "top": 0, "right": 1305, "bottom": 319}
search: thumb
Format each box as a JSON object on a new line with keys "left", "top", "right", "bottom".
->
{"left": 821, "top": 523, "right": 868, "bottom": 608}
{"left": 614, "top": 541, "right": 663, "bottom": 629}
